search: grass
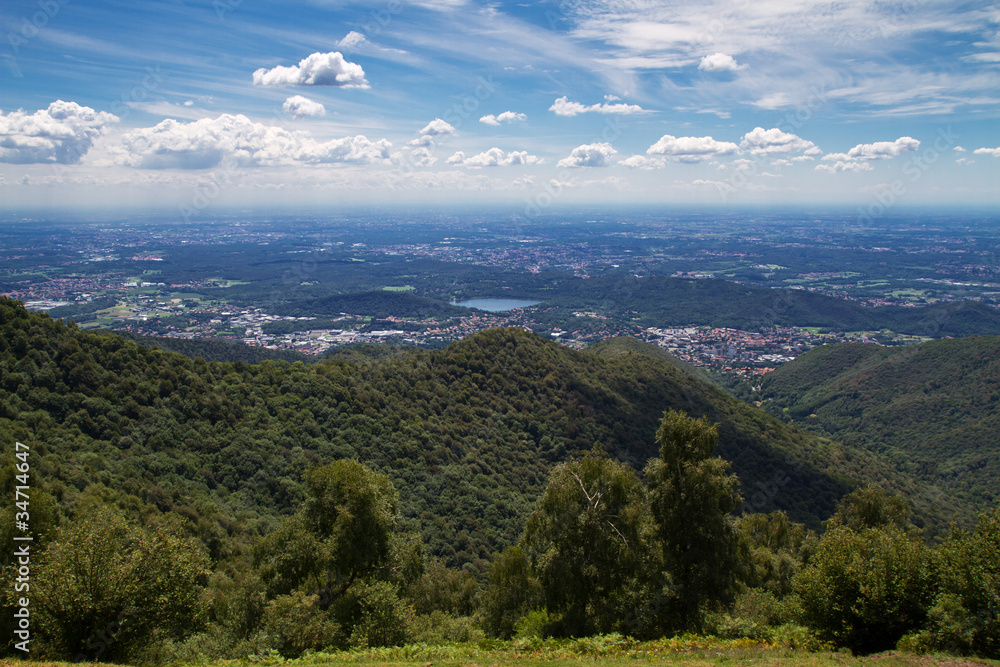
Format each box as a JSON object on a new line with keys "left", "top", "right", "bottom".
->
{"left": 2, "top": 638, "right": 997, "bottom": 667}
{"left": 274, "top": 635, "right": 999, "bottom": 667}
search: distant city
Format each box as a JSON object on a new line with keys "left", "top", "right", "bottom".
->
{"left": 3, "top": 208, "right": 997, "bottom": 375}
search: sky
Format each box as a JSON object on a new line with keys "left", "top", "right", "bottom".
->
{"left": 1, "top": 0, "right": 998, "bottom": 216}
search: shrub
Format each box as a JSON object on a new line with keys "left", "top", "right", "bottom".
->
{"left": 795, "top": 525, "right": 934, "bottom": 653}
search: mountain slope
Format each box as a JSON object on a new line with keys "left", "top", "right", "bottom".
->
{"left": 754, "top": 337, "right": 1000, "bottom": 509}
{"left": 0, "top": 298, "right": 971, "bottom": 570}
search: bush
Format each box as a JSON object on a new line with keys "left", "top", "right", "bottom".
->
{"left": 706, "top": 589, "right": 799, "bottom": 640}
{"left": 927, "top": 508, "right": 1000, "bottom": 658}
{"left": 340, "top": 580, "right": 412, "bottom": 649}
{"left": 409, "top": 611, "right": 483, "bottom": 644}
{"left": 25, "top": 506, "right": 208, "bottom": 662}
{"left": 795, "top": 525, "right": 934, "bottom": 654}
{"left": 480, "top": 546, "right": 543, "bottom": 639}
{"left": 514, "top": 608, "right": 556, "bottom": 639}
{"left": 262, "top": 591, "right": 343, "bottom": 657}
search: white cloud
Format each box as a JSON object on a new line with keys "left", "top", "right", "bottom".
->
{"left": 404, "top": 146, "right": 437, "bottom": 167}
{"left": 621, "top": 155, "right": 667, "bottom": 170}
{"left": 815, "top": 160, "right": 874, "bottom": 173}
{"left": 115, "top": 114, "right": 390, "bottom": 169}
{"left": 419, "top": 118, "right": 458, "bottom": 137}
{"left": 562, "top": 1, "right": 994, "bottom": 118}
{"left": 816, "top": 136, "right": 920, "bottom": 173}
{"left": 447, "top": 147, "right": 542, "bottom": 167}
{"left": 558, "top": 142, "right": 617, "bottom": 168}
{"left": 283, "top": 95, "right": 326, "bottom": 119}
{"left": 752, "top": 93, "right": 793, "bottom": 110}
{"left": 549, "top": 96, "right": 648, "bottom": 117}
{"left": 0, "top": 101, "right": 119, "bottom": 164}
{"left": 973, "top": 146, "right": 1000, "bottom": 157}
{"left": 698, "top": 53, "right": 744, "bottom": 72}
{"left": 847, "top": 137, "right": 920, "bottom": 159}
{"left": 252, "top": 52, "right": 369, "bottom": 88}
{"left": 740, "top": 127, "right": 819, "bottom": 156}
{"left": 479, "top": 111, "right": 527, "bottom": 126}
{"left": 338, "top": 31, "right": 366, "bottom": 50}
{"left": 406, "top": 119, "right": 457, "bottom": 150}
{"left": 645, "top": 134, "right": 738, "bottom": 162}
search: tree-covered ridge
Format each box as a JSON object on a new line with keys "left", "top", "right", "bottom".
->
{"left": 542, "top": 275, "right": 1000, "bottom": 337}
{"left": 276, "top": 290, "right": 470, "bottom": 319}
{"left": 115, "top": 331, "right": 316, "bottom": 365}
{"left": 750, "top": 337, "right": 1000, "bottom": 508}
{"left": 3, "top": 296, "right": 999, "bottom": 662}
{"left": 0, "top": 297, "right": 973, "bottom": 567}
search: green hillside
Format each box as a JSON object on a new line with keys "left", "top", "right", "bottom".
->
{"left": 115, "top": 331, "right": 316, "bottom": 364}
{"left": 277, "top": 289, "right": 469, "bottom": 319}
{"left": 3, "top": 297, "right": 998, "bottom": 662}
{"left": 752, "top": 337, "right": 1000, "bottom": 508}
{"left": 0, "top": 297, "right": 970, "bottom": 566}
{"left": 543, "top": 275, "right": 1000, "bottom": 336}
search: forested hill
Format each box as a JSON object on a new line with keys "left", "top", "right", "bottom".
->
{"left": 115, "top": 330, "right": 315, "bottom": 364}
{"left": 0, "top": 297, "right": 968, "bottom": 569}
{"left": 751, "top": 336, "right": 1000, "bottom": 509}
{"left": 544, "top": 275, "right": 1000, "bottom": 336}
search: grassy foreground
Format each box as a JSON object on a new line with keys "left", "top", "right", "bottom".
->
{"left": 5, "top": 637, "right": 998, "bottom": 667}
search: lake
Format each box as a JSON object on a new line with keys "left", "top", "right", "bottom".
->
{"left": 452, "top": 298, "right": 541, "bottom": 312}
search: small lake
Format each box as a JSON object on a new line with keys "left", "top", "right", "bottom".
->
{"left": 452, "top": 298, "right": 541, "bottom": 312}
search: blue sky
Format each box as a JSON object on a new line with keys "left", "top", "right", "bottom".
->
{"left": 1, "top": 0, "right": 998, "bottom": 214}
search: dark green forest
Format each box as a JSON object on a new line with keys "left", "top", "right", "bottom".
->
{"left": 741, "top": 337, "right": 1000, "bottom": 509}
{"left": 0, "top": 297, "right": 997, "bottom": 662}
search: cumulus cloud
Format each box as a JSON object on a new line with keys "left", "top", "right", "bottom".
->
{"left": 419, "top": 118, "right": 457, "bottom": 137}
{"left": 0, "top": 100, "right": 119, "bottom": 164}
{"left": 740, "top": 127, "right": 820, "bottom": 156}
{"left": 446, "top": 147, "right": 542, "bottom": 167}
{"left": 479, "top": 111, "right": 527, "bottom": 126}
{"left": 252, "top": 52, "right": 369, "bottom": 88}
{"left": 406, "top": 118, "right": 458, "bottom": 149}
{"left": 847, "top": 136, "right": 920, "bottom": 159}
{"left": 816, "top": 136, "right": 919, "bottom": 173}
{"left": 283, "top": 95, "right": 326, "bottom": 119}
{"left": 558, "top": 142, "right": 617, "bottom": 168}
{"left": 645, "top": 134, "right": 738, "bottom": 162}
{"left": 115, "top": 114, "right": 390, "bottom": 169}
{"left": 698, "top": 53, "right": 744, "bottom": 72}
{"left": 549, "top": 96, "right": 648, "bottom": 117}
{"left": 973, "top": 146, "right": 1000, "bottom": 157}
